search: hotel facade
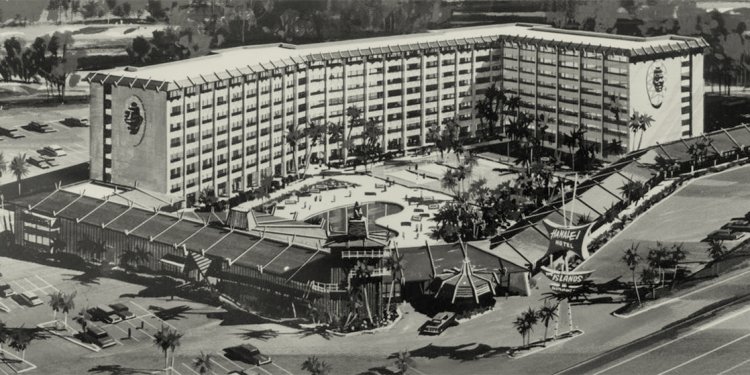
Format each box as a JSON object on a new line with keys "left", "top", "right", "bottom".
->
{"left": 85, "top": 23, "right": 707, "bottom": 204}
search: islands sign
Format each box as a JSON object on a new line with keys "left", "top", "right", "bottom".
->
{"left": 541, "top": 266, "right": 594, "bottom": 292}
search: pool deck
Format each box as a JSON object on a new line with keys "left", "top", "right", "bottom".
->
{"left": 270, "top": 174, "right": 455, "bottom": 247}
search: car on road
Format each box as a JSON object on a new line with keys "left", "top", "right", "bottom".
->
{"left": 84, "top": 324, "right": 116, "bottom": 348}
{"left": 27, "top": 121, "right": 57, "bottom": 133}
{"left": 19, "top": 291, "right": 43, "bottom": 306}
{"left": 228, "top": 371, "right": 260, "bottom": 375}
{"left": 89, "top": 305, "right": 122, "bottom": 324}
{"left": 43, "top": 145, "right": 67, "bottom": 157}
{"left": 108, "top": 303, "right": 135, "bottom": 320}
{"left": 420, "top": 311, "right": 457, "bottom": 335}
{"left": 224, "top": 344, "right": 272, "bottom": 365}
{"left": 0, "top": 127, "right": 24, "bottom": 139}
{"left": 0, "top": 284, "right": 14, "bottom": 297}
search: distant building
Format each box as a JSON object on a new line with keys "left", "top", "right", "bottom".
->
{"left": 85, "top": 23, "right": 706, "bottom": 203}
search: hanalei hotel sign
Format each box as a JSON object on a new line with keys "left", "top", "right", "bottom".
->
{"left": 542, "top": 219, "right": 595, "bottom": 260}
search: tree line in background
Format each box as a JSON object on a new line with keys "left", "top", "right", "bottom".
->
{"left": 545, "top": 0, "right": 750, "bottom": 94}
{"left": 125, "top": 0, "right": 452, "bottom": 66}
{"left": 0, "top": 31, "right": 80, "bottom": 102}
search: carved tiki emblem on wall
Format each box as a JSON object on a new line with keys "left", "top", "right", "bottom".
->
{"left": 124, "top": 98, "right": 145, "bottom": 135}
{"left": 646, "top": 61, "right": 667, "bottom": 109}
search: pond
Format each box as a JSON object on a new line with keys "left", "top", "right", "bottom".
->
{"left": 305, "top": 202, "right": 404, "bottom": 235}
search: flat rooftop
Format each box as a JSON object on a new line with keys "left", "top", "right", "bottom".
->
{"left": 86, "top": 23, "right": 707, "bottom": 91}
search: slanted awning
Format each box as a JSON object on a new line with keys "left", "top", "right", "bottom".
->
{"left": 189, "top": 252, "right": 212, "bottom": 275}
{"left": 160, "top": 254, "right": 186, "bottom": 271}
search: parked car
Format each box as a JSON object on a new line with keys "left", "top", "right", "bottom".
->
{"left": 420, "top": 311, "right": 457, "bottom": 335}
{"left": 706, "top": 229, "right": 744, "bottom": 241}
{"left": 0, "top": 127, "right": 25, "bottom": 139}
{"left": 224, "top": 344, "right": 272, "bottom": 365}
{"left": 27, "top": 121, "right": 56, "bottom": 133}
{"left": 19, "top": 291, "right": 43, "bottom": 306}
{"left": 27, "top": 156, "right": 49, "bottom": 169}
{"left": 43, "top": 145, "right": 67, "bottom": 157}
{"left": 84, "top": 324, "right": 116, "bottom": 348}
{"left": 89, "top": 305, "right": 122, "bottom": 324}
{"left": 60, "top": 117, "right": 88, "bottom": 127}
{"left": 108, "top": 303, "right": 135, "bottom": 320}
{"left": 0, "top": 284, "right": 14, "bottom": 297}
{"left": 228, "top": 371, "right": 260, "bottom": 375}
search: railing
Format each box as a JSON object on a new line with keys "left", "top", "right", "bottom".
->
{"left": 341, "top": 249, "right": 392, "bottom": 259}
{"left": 309, "top": 281, "right": 346, "bottom": 293}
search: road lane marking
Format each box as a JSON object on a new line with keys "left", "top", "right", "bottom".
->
{"left": 22, "top": 278, "right": 42, "bottom": 294}
{"left": 169, "top": 367, "right": 183, "bottom": 375}
{"left": 181, "top": 363, "right": 200, "bottom": 375}
{"left": 657, "top": 331, "right": 750, "bottom": 374}
{"left": 408, "top": 364, "right": 429, "bottom": 375}
{"left": 216, "top": 354, "right": 243, "bottom": 370}
{"left": 128, "top": 301, "right": 177, "bottom": 330}
{"left": 123, "top": 319, "right": 154, "bottom": 340}
{"left": 34, "top": 275, "right": 58, "bottom": 292}
{"left": 718, "top": 358, "right": 750, "bottom": 375}
{"left": 110, "top": 323, "right": 139, "bottom": 341}
{"left": 253, "top": 365, "right": 273, "bottom": 375}
{"left": 271, "top": 362, "right": 294, "bottom": 375}
{"left": 593, "top": 304, "right": 750, "bottom": 374}
{"left": 207, "top": 357, "right": 229, "bottom": 372}
{"left": 10, "top": 281, "right": 28, "bottom": 294}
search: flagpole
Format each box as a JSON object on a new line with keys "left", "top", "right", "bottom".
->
{"left": 560, "top": 176, "right": 567, "bottom": 226}
{"left": 569, "top": 173, "right": 578, "bottom": 226}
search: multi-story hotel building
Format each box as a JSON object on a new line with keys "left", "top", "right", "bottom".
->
{"left": 85, "top": 23, "right": 706, "bottom": 204}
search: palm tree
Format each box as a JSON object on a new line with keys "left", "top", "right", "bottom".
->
{"left": 301, "top": 355, "right": 333, "bottom": 375}
{"left": 8, "top": 327, "right": 37, "bottom": 360}
{"left": 327, "top": 122, "right": 345, "bottom": 163}
{"left": 441, "top": 169, "right": 459, "bottom": 195}
{"left": 60, "top": 291, "right": 76, "bottom": 328}
{"left": 513, "top": 315, "right": 530, "bottom": 347}
{"left": 119, "top": 245, "right": 152, "bottom": 270}
{"left": 619, "top": 181, "right": 645, "bottom": 203}
{"left": 393, "top": 350, "right": 415, "bottom": 375}
{"left": 192, "top": 351, "right": 212, "bottom": 375}
{"left": 622, "top": 243, "right": 642, "bottom": 305}
{"left": 640, "top": 267, "right": 660, "bottom": 300}
{"left": 0, "top": 152, "right": 6, "bottom": 178}
{"left": 522, "top": 307, "right": 538, "bottom": 345}
{"left": 537, "top": 302, "right": 558, "bottom": 345}
{"left": 707, "top": 239, "right": 727, "bottom": 276}
{"left": 628, "top": 111, "right": 654, "bottom": 150}
{"left": 669, "top": 243, "right": 686, "bottom": 288}
{"left": 0, "top": 321, "right": 8, "bottom": 352}
{"left": 285, "top": 124, "right": 304, "bottom": 178}
{"left": 9, "top": 153, "right": 28, "bottom": 196}
{"left": 154, "top": 326, "right": 182, "bottom": 373}
{"left": 687, "top": 137, "right": 713, "bottom": 171}
{"left": 49, "top": 291, "right": 63, "bottom": 321}
{"left": 351, "top": 261, "right": 373, "bottom": 323}
{"left": 302, "top": 121, "right": 326, "bottom": 178}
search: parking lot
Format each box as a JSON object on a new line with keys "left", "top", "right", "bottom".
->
{"left": 0, "top": 103, "right": 88, "bottom": 192}
{"left": 0, "top": 256, "right": 297, "bottom": 375}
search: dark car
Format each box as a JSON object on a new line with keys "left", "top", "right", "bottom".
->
{"left": 84, "top": 324, "right": 116, "bottom": 348}
{"left": 108, "top": 303, "right": 135, "bottom": 320}
{"left": 27, "top": 121, "right": 57, "bottom": 133}
{"left": 420, "top": 311, "right": 457, "bottom": 335}
{"left": 88, "top": 305, "right": 122, "bottom": 324}
{"left": 706, "top": 229, "right": 744, "bottom": 241}
{"left": 60, "top": 117, "right": 87, "bottom": 127}
{"left": 0, "top": 284, "right": 14, "bottom": 297}
{"left": 224, "top": 344, "right": 272, "bottom": 365}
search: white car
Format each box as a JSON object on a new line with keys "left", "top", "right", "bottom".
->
{"left": 44, "top": 145, "right": 67, "bottom": 157}
{"left": 19, "top": 291, "right": 43, "bottom": 306}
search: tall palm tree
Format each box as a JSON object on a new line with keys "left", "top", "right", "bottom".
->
{"left": 619, "top": 181, "right": 645, "bottom": 203}
{"left": 537, "top": 302, "right": 558, "bottom": 345}
{"left": 393, "top": 350, "right": 415, "bottom": 375}
{"left": 60, "top": 291, "right": 76, "bottom": 328}
{"left": 522, "top": 307, "right": 538, "bottom": 345}
{"left": 622, "top": 243, "right": 642, "bottom": 305}
{"left": 301, "top": 355, "right": 333, "bottom": 375}
{"left": 302, "top": 121, "right": 325, "bottom": 178}
{"left": 154, "top": 326, "right": 182, "bottom": 373}
{"left": 352, "top": 261, "right": 373, "bottom": 323}
{"left": 327, "top": 122, "right": 345, "bottom": 163}
{"left": 0, "top": 152, "right": 6, "bottom": 178}
{"left": 8, "top": 328, "right": 34, "bottom": 360}
{"left": 9, "top": 153, "right": 29, "bottom": 196}
{"left": 192, "top": 351, "right": 212, "bottom": 375}
{"left": 285, "top": 124, "right": 304, "bottom": 178}
{"left": 628, "top": 111, "right": 654, "bottom": 150}
{"left": 441, "top": 169, "right": 459, "bottom": 195}
{"left": 513, "top": 315, "right": 530, "bottom": 347}
{"left": 48, "top": 291, "right": 65, "bottom": 322}
{"left": 669, "top": 243, "right": 686, "bottom": 288}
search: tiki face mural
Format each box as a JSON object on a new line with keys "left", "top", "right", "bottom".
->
{"left": 646, "top": 62, "right": 667, "bottom": 108}
{"left": 124, "top": 99, "right": 145, "bottom": 135}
